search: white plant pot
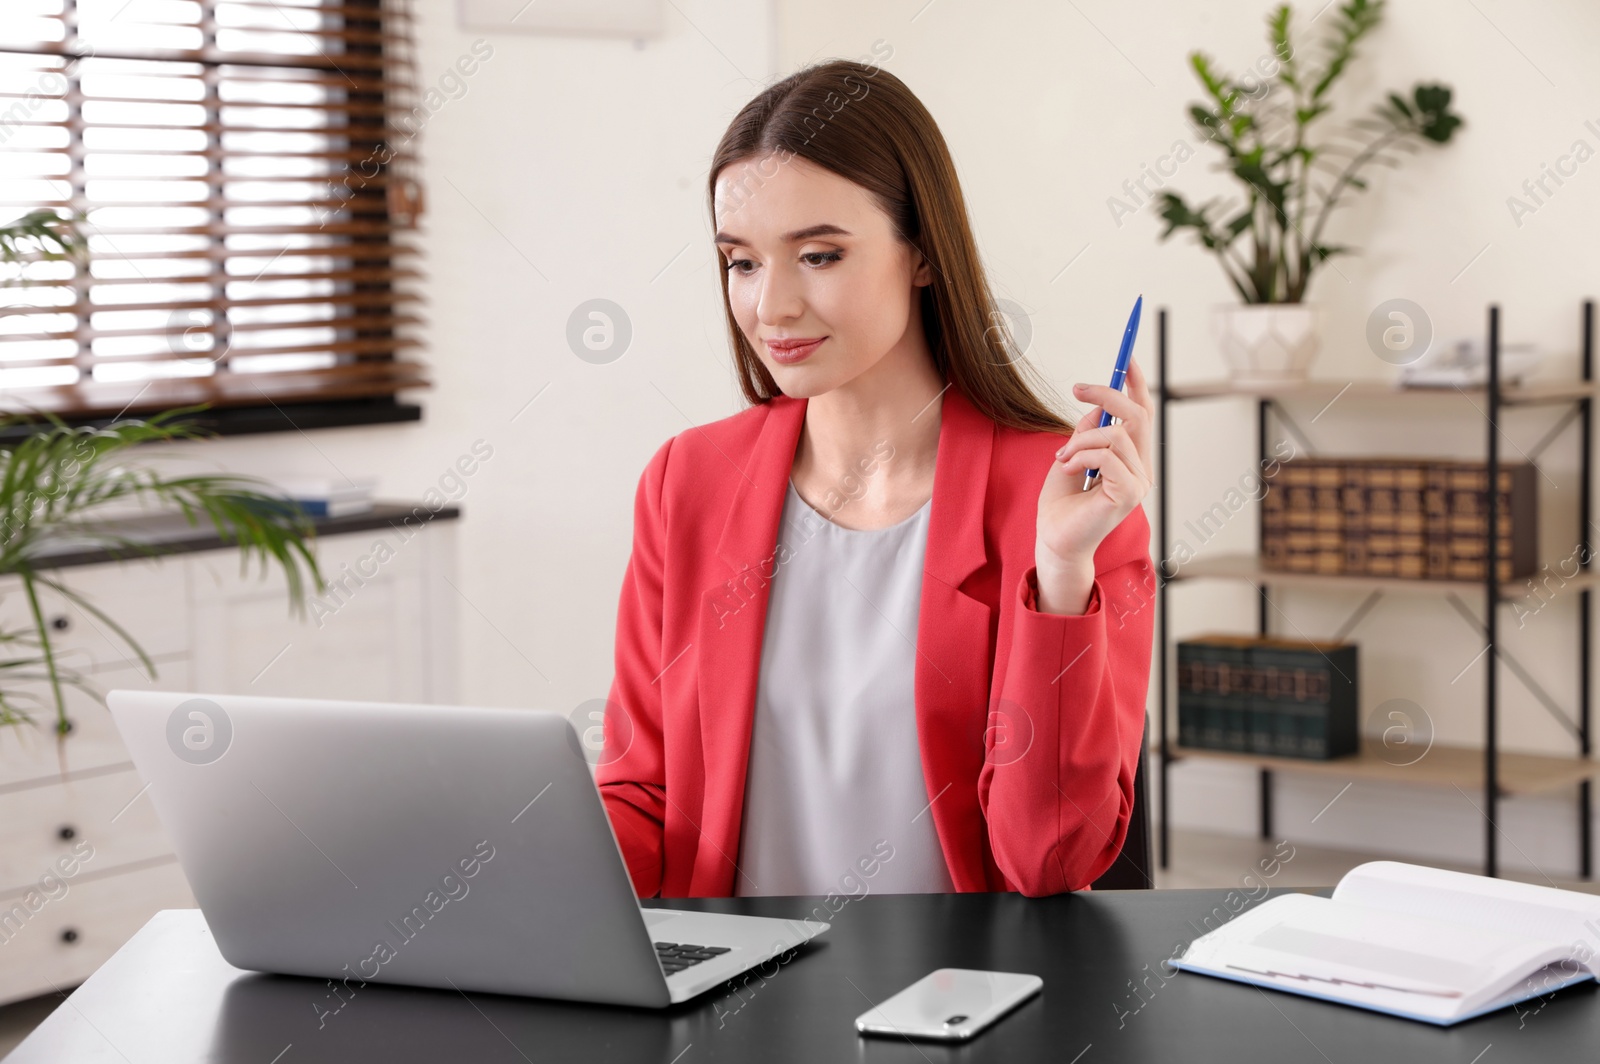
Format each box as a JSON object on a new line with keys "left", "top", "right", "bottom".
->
{"left": 1212, "top": 303, "right": 1323, "bottom": 384}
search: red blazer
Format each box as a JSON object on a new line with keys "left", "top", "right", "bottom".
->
{"left": 597, "top": 384, "right": 1156, "bottom": 898}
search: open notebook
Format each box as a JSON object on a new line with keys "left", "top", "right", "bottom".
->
{"left": 1171, "top": 860, "right": 1600, "bottom": 1025}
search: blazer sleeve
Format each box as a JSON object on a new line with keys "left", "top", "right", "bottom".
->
{"left": 977, "top": 503, "right": 1156, "bottom": 897}
{"left": 594, "top": 436, "right": 674, "bottom": 898}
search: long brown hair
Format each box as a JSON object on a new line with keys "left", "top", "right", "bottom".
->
{"left": 708, "top": 58, "right": 1073, "bottom": 435}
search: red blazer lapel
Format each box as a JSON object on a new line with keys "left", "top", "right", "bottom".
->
{"left": 913, "top": 388, "right": 996, "bottom": 891}
{"left": 694, "top": 393, "right": 807, "bottom": 894}
{"left": 692, "top": 386, "right": 996, "bottom": 895}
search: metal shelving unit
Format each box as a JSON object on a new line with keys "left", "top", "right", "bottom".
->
{"left": 1155, "top": 300, "right": 1598, "bottom": 879}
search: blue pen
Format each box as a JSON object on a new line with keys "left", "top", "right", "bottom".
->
{"left": 1083, "top": 294, "right": 1143, "bottom": 491}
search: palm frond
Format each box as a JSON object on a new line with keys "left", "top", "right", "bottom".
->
{"left": 0, "top": 406, "right": 325, "bottom": 733}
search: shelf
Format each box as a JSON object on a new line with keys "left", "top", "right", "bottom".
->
{"left": 1172, "top": 738, "right": 1600, "bottom": 797}
{"left": 1155, "top": 300, "right": 1598, "bottom": 880}
{"left": 1157, "top": 377, "right": 1597, "bottom": 407}
{"left": 1168, "top": 551, "right": 1594, "bottom": 600}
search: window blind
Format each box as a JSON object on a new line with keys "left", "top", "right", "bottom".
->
{"left": 0, "top": 0, "right": 427, "bottom": 419}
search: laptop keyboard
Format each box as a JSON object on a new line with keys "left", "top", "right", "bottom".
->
{"left": 654, "top": 941, "right": 732, "bottom": 976}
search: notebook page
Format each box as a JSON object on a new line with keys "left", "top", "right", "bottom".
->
{"left": 1332, "top": 862, "right": 1600, "bottom": 977}
{"left": 1476, "top": 960, "right": 1599, "bottom": 1024}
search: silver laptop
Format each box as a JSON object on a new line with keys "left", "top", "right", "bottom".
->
{"left": 107, "top": 690, "right": 828, "bottom": 1007}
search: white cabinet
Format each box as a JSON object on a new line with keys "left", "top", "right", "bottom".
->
{"left": 0, "top": 513, "right": 458, "bottom": 1004}
{"left": 0, "top": 861, "right": 194, "bottom": 1004}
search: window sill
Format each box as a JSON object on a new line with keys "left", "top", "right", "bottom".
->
{"left": 0, "top": 399, "right": 423, "bottom": 444}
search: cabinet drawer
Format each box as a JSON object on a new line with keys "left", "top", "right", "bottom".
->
{"left": 0, "top": 859, "right": 194, "bottom": 1006}
{"left": 0, "top": 768, "right": 174, "bottom": 892}
{"left": 0, "top": 660, "right": 192, "bottom": 790}
{"left": 188, "top": 526, "right": 424, "bottom": 604}
{"left": 0, "top": 559, "right": 189, "bottom": 668}
{"left": 189, "top": 528, "right": 429, "bottom": 701}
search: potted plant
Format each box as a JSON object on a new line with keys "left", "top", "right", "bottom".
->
{"left": 0, "top": 209, "right": 324, "bottom": 736}
{"left": 1157, "top": 0, "right": 1464, "bottom": 383}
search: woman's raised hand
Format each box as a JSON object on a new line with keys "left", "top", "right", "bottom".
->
{"left": 1031, "top": 354, "right": 1155, "bottom": 611}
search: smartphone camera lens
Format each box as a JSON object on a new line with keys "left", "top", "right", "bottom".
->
{"left": 944, "top": 1014, "right": 968, "bottom": 1025}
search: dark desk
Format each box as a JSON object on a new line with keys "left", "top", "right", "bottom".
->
{"left": 7, "top": 889, "right": 1597, "bottom": 1063}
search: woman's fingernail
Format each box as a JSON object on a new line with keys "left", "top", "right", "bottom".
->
{"left": 1056, "top": 445, "right": 1069, "bottom": 459}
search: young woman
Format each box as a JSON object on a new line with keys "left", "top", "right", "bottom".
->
{"left": 596, "top": 59, "right": 1156, "bottom": 900}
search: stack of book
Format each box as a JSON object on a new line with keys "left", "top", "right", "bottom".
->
{"left": 1176, "top": 634, "right": 1358, "bottom": 760}
{"left": 1261, "top": 457, "right": 1537, "bottom": 582}
{"left": 273, "top": 476, "right": 378, "bottom": 518}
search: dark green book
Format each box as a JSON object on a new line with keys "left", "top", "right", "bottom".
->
{"left": 1178, "top": 635, "right": 1360, "bottom": 759}
{"left": 1251, "top": 638, "right": 1359, "bottom": 760}
{"left": 1176, "top": 636, "right": 1255, "bottom": 753}
{"left": 1243, "top": 655, "right": 1277, "bottom": 755}
{"left": 1176, "top": 643, "right": 1205, "bottom": 748}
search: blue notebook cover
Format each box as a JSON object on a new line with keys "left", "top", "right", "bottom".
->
{"left": 1169, "top": 957, "right": 1595, "bottom": 1026}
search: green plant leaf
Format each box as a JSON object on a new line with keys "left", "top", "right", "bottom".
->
{"left": 1411, "top": 83, "right": 1464, "bottom": 143}
{"left": 0, "top": 209, "right": 89, "bottom": 274}
{"left": 1311, "top": 0, "right": 1385, "bottom": 101}
{"left": 1190, "top": 52, "right": 1238, "bottom": 118}
{"left": 1269, "top": 5, "right": 1297, "bottom": 89}
{"left": 1155, "top": 191, "right": 1210, "bottom": 239}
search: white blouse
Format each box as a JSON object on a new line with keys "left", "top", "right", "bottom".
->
{"left": 734, "top": 477, "right": 955, "bottom": 896}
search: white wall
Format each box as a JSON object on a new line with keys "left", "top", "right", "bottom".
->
{"left": 163, "top": 0, "right": 1600, "bottom": 876}
{"left": 776, "top": 0, "right": 1600, "bottom": 877}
